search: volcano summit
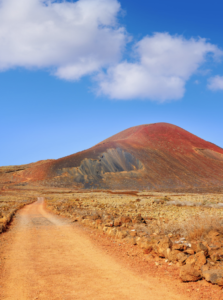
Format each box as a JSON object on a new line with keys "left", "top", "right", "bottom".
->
{"left": 1, "top": 123, "right": 223, "bottom": 191}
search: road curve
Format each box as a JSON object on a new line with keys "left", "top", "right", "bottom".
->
{"left": 0, "top": 198, "right": 189, "bottom": 300}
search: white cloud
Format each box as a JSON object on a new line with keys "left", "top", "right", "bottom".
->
{"left": 207, "top": 75, "right": 223, "bottom": 91}
{"left": 97, "top": 33, "right": 222, "bottom": 101}
{"left": 0, "top": 1, "right": 222, "bottom": 101}
{"left": 0, "top": 0, "right": 126, "bottom": 79}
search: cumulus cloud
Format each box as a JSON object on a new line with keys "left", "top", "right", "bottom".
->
{"left": 0, "top": 1, "right": 222, "bottom": 101}
{"left": 0, "top": 0, "right": 126, "bottom": 79}
{"left": 97, "top": 33, "right": 222, "bottom": 101}
{"left": 207, "top": 75, "right": 223, "bottom": 91}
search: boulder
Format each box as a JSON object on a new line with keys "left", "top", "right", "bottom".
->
{"left": 186, "top": 251, "right": 206, "bottom": 270}
{"left": 180, "top": 264, "right": 201, "bottom": 282}
{"left": 202, "top": 269, "right": 223, "bottom": 286}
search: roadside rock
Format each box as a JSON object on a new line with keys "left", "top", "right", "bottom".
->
{"left": 202, "top": 269, "right": 223, "bottom": 286}
{"left": 186, "top": 251, "right": 206, "bottom": 270}
{"left": 168, "top": 250, "right": 181, "bottom": 263}
{"left": 121, "top": 216, "right": 132, "bottom": 224}
{"left": 153, "top": 237, "right": 173, "bottom": 258}
{"left": 172, "top": 244, "right": 185, "bottom": 251}
{"left": 184, "top": 249, "right": 194, "bottom": 255}
{"left": 114, "top": 218, "right": 122, "bottom": 227}
{"left": 177, "top": 252, "right": 188, "bottom": 266}
{"left": 180, "top": 264, "right": 201, "bottom": 282}
{"left": 192, "top": 242, "right": 208, "bottom": 257}
{"left": 116, "top": 230, "right": 128, "bottom": 239}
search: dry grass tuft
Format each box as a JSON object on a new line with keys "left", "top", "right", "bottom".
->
{"left": 151, "top": 213, "right": 223, "bottom": 240}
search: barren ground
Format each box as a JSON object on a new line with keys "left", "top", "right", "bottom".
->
{"left": 0, "top": 198, "right": 199, "bottom": 300}
{"left": 1, "top": 188, "right": 223, "bottom": 299}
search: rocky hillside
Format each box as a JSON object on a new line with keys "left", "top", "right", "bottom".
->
{"left": 1, "top": 123, "right": 223, "bottom": 191}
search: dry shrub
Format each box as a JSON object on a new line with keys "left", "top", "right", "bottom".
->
{"left": 166, "top": 200, "right": 202, "bottom": 207}
{"left": 157, "top": 213, "right": 223, "bottom": 240}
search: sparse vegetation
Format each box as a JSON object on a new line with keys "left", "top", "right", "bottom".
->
{"left": 43, "top": 189, "right": 223, "bottom": 286}
{"left": 0, "top": 189, "right": 36, "bottom": 232}
{"left": 2, "top": 185, "right": 223, "bottom": 287}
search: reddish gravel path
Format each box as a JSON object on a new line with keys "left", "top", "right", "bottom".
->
{"left": 0, "top": 198, "right": 214, "bottom": 299}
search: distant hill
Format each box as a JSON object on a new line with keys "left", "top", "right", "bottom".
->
{"left": 1, "top": 123, "right": 223, "bottom": 191}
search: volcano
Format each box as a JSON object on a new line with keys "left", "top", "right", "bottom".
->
{"left": 1, "top": 123, "right": 223, "bottom": 191}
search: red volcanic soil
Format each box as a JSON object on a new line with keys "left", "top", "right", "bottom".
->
{"left": 2, "top": 123, "right": 223, "bottom": 191}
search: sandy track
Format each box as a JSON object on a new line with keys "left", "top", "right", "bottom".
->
{"left": 0, "top": 198, "right": 190, "bottom": 300}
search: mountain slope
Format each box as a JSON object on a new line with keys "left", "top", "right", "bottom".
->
{"left": 2, "top": 123, "right": 223, "bottom": 191}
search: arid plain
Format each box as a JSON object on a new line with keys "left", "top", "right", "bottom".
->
{"left": 1, "top": 123, "right": 223, "bottom": 299}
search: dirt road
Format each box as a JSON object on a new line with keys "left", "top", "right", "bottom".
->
{"left": 0, "top": 198, "right": 190, "bottom": 300}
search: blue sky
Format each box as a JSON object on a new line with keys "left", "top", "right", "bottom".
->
{"left": 1, "top": 0, "right": 223, "bottom": 166}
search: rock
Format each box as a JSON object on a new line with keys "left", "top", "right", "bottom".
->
{"left": 184, "top": 249, "right": 195, "bottom": 255}
{"left": 201, "top": 263, "right": 212, "bottom": 273}
{"left": 192, "top": 242, "right": 208, "bottom": 256}
{"left": 116, "top": 230, "right": 128, "bottom": 239}
{"left": 105, "top": 220, "right": 114, "bottom": 227}
{"left": 114, "top": 218, "right": 122, "bottom": 227}
{"left": 207, "top": 230, "right": 220, "bottom": 240}
{"left": 197, "top": 242, "right": 209, "bottom": 256}
{"left": 128, "top": 237, "right": 137, "bottom": 245}
{"left": 138, "top": 239, "right": 152, "bottom": 250}
{"left": 138, "top": 231, "right": 147, "bottom": 237}
{"left": 209, "top": 248, "right": 223, "bottom": 261}
{"left": 153, "top": 237, "right": 173, "bottom": 258}
{"left": 168, "top": 250, "right": 180, "bottom": 263}
{"left": 89, "top": 214, "right": 101, "bottom": 220}
{"left": 180, "top": 264, "right": 201, "bottom": 282}
{"left": 210, "top": 252, "right": 221, "bottom": 262}
{"left": 164, "top": 248, "right": 171, "bottom": 259}
{"left": 96, "top": 219, "right": 102, "bottom": 225}
{"left": 132, "top": 214, "right": 146, "bottom": 224}
{"left": 209, "top": 242, "right": 221, "bottom": 251}
{"left": 121, "top": 216, "right": 132, "bottom": 224}
{"left": 186, "top": 251, "right": 206, "bottom": 270}
{"left": 107, "top": 228, "right": 117, "bottom": 236}
{"left": 172, "top": 244, "right": 185, "bottom": 251}
{"left": 129, "top": 230, "right": 137, "bottom": 237}
{"left": 202, "top": 269, "right": 223, "bottom": 286}
{"left": 177, "top": 252, "right": 188, "bottom": 265}
{"left": 143, "top": 247, "right": 153, "bottom": 254}
{"left": 103, "top": 226, "right": 108, "bottom": 232}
